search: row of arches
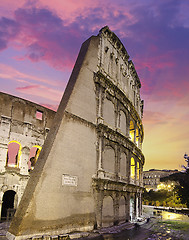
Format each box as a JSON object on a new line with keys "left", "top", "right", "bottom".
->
{"left": 101, "top": 39, "right": 141, "bottom": 115}
{"left": 6, "top": 141, "right": 41, "bottom": 171}
{"left": 103, "top": 97, "right": 142, "bottom": 148}
{"left": 102, "top": 195, "right": 127, "bottom": 227}
{"left": 101, "top": 193, "right": 140, "bottom": 227}
{"left": 103, "top": 145, "right": 141, "bottom": 183}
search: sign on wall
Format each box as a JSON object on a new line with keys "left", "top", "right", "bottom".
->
{"left": 62, "top": 174, "right": 78, "bottom": 186}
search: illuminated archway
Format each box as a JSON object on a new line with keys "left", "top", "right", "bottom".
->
{"left": 129, "top": 121, "right": 135, "bottom": 142}
{"left": 6, "top": 141, "right": 22, "bottom": 168}
{"left": 137, "top": 161, "right": 140, "bottom": 180}
{"left": 136, "top": 128, "right": 139, "bottom": 147}
{"left": 28, "top": 145, "right": 42, "bottom": 171}
{"left": 130, "top": 157, "right": 135, "bottom": 180}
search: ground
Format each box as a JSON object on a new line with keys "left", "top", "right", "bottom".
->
{"left": 1, "top": 213, "right": 189, "bottom": 239}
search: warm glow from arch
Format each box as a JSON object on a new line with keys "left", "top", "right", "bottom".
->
{"left": 137, "top": 161, "right": 140, "bottom": 179}
{"left": 130, "top": 121, "right": 135, "bottom": 142}
{"left": 130, "top": 157, "right": 135, "bottom": 179}
{"left": 136, "top": 128, "right": 139, "bottom": 147}
{"left": 28, "top": 145, "right": 42, "bottom": 171}
{"left": 6, "top": 141, "right": 22, "bottom": 168}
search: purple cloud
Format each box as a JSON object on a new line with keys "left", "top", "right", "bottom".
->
{"left": 0, "top": 17, "right": 20, "bottom": 50}
{"left": 117, "top": 0, "right": 189, "bottom": 101}
{"left": 0, "top": 0, "right": 188, "bottom": 104}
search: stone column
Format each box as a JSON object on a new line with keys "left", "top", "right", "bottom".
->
{"left": 0, "top": 191, "right": 4, "bottom": 220}
{"left": 127, "top": 151, "right": 131, "bottom": 184}
{"left": 20, "top": 147, "right": 30, "bottom": 175}
{"left": 97, "top": 135, "right": 103, "bottom": 171}
{"left": 126, "top": 113, "right": 129, "bottom": 138}
{"left": 139, "top": 192, "right": 142, "bottom": 216}
{"left": 125, "top": 192, "right": 130, "bottom": 222}
{"left": 134, "top": 123, "right": 136, "bottom": 144}
{"left": 113, "top": 193, "right": 119, "bottom": 225}
{"left": 134, "top": 193, "right": 137, "bottom": 221}
{"left": 115, "top": 144, "right": 119, "bottom": 179}
{"left": 135, "top": 193, "right": 139, "bottom": 218}
{"left": 0, "top": 145, "right": 8, "bottom": 172}
{"left": 93, "top": 189, "right": 103, "bottom": 229}
{"left": 97, "top": 86, "right": 103, "bottom": 124}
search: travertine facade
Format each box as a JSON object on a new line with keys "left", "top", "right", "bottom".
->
{"left": 7, "top": 26, "right": 145, "bottom": 239}
{"left": 0, "top": 92, "right": 55, "bottom": 220}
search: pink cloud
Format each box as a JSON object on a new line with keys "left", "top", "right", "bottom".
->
{"left": 16, "top": 84, "right": 62, "bottom": 102}
{"left": 134, "top": 52, "right": 176, "bottom": 73}
{"left": 16, "top": 85, "right": 39, "bottom": 91}
{"left": 0, "top": 1, "right": 138, "bottom": 70}
{"left": 40, "top": 103, "right": 58, "bottom": 111}
{"left": 143, "top": 110, "right": 174, "bottom": 125}
{"left": 0, "top": 63, "right": 60, "bottom": 87}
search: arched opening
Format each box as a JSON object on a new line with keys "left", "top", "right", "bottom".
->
{"left": 6, "top": 141, "right": 22, "bottom": 168}
{"left": 137, "top": 161, "right": 140, "bottom": 180}
{"left": 120, "top": 152, "right": 126, "bottom": 177}
{"left": 28, "top": 145, "right": 42, "bottom": 171}
{"left": 103, "top": 98, "right": 115, "bottom": 128}
{"left": 119, "top": 110, "right": 126, "bottom": 135}
{"left": 130, "top": 157, "right": 135, "bottom": 180}
{"left": 102, "top": 196, "right": 114, "bottom": 227}
{"left": 129, "top": 121, "right": 135, "bottom": 142}
{"left": 119, "top": 196, "right": 126, "bottom": 223}
{"left": 136, "top": 128, "right": 139, "bottom": 147}
{"left": 1, "top": 190, "right": 16, "bottom": 221}
{"left": 103, "top": 146, "right": 115, "bottom": 173}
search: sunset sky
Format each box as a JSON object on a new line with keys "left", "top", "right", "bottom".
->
{"left": 0, "top": 0, "right": 189, "bottom": 171}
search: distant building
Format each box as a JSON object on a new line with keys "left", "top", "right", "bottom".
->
{"left": 143, "top": 169, "right": 178, "bottom": 191}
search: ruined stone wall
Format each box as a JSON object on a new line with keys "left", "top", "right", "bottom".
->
{"left": 0, "top": 92, "right": 55, "bottom": 219}
{"left": 93, "top": 27, "right": 144, "bottom": 227}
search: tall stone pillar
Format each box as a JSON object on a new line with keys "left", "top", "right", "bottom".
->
{"left": 135, "top": 193, "right": 139, "bottom": 218}
{"left": 125, "top": 192, "right": 130, "bottom": 222}
{"left": 139, "top": 192, "right": 143, "bottom": 216}
{"left": 113, "top": 194, "right": 119, "bottom": 225}
{"left": 93, "top": 189, "right": 103, "bottom": 229}
{"left": 19, "top": 147, "right": 30, "bottom": 175}
{"left": 0, "top": 145, "right": 7, "bottom": 172}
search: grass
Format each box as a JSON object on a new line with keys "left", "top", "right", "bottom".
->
{"left": 160, "top": 220, "right": 189, "bottom": 231}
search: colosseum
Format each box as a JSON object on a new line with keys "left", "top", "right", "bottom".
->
{"left": 6, "top": 26, "right": 145, "bottom": 239}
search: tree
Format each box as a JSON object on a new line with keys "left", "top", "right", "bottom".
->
{"left": 161, "top": 169, "right": 189, "bottom": 208}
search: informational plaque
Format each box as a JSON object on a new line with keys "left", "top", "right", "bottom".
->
{"left": 62, "top": 174, "right": 78, "bottom": 186}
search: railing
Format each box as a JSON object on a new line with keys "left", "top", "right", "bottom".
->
{"left": 103, "top": 171, "right": 117, "bottom": 181}
{"left": 118, "top": 175, "right": 128, "bottom": 183}
{"left": 130, "top": 178, "right": 135, "bottom": 185}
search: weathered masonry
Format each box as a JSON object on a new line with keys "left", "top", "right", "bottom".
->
{"left": 0, "top": 92, "right": 55, "bottom": 220}
{"left": 7, "top": 26, "right": 145, "bottom": 239}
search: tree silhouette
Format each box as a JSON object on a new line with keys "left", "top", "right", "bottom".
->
{"left": 161, "top": 169, "right": 189, "bottom": 207}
